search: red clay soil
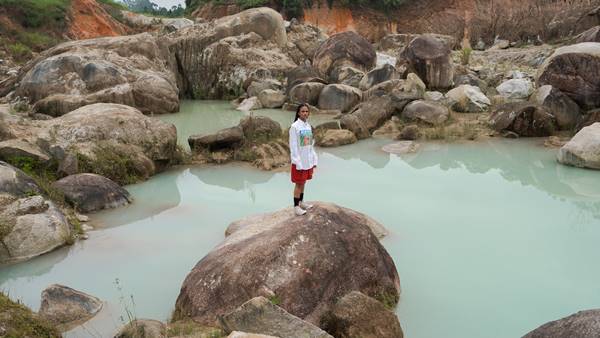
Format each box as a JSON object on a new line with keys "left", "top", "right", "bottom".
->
{"left": 67, "top": 0, "right": 129, "bottom": 40}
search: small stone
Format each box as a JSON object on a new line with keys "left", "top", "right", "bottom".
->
{"left": 81, "top": 234, "right": 89, "bottom": 240}
{"left": 76, "top": 213, "right": 89, "bottom": 222}
{"left": 81, "top": 224, "right": 94, "bottom": 232}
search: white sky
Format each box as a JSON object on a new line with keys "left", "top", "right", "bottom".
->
{"left": 147, "top": 0, "right": 186, "bottom": 8}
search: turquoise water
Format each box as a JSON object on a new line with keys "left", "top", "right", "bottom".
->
{"left": 1, "top": 102, "right": 600, "bottom": 338}
{"left": 157, "top": 100, "right": 335, "bottom": 150}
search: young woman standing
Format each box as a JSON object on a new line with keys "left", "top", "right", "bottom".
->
{"left": 289, "top": 103, "right": 318, "bottom": 216}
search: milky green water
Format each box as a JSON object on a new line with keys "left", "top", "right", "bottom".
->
{"left": 1, "top": 101, "right": 600, "bottom": 338}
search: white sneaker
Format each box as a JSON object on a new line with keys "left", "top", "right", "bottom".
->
{"left": 294, "top": 206, "right": 307, "bottom": 216}
{"left": 299, "top": 201, "right": 313, "bottom": 210}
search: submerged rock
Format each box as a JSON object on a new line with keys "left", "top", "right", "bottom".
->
{"left": 174, "top": 202, "right": 398, "bottom": 326}
{"left": 39, "top": 284, "right": 102, "bottom": 329}
{"left": 382, "top": 141, "right": 419, "bottom": 155}
{"left": 220, "top": 297, "right": 333, "bottom": 338}
{"left": 557, "top": 123, "right": 600, "bottom": 169}
{"left": 523, "top": 309, "right": 600, "bottom": 338}
{"left": 321, "top": 291, "right": 404, "bottom": 338}
{"left": 52, "top": 173, "right": 131, "bottom": 213}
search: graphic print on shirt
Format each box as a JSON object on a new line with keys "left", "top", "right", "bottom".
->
{"left": 298, "top": 129, "right": 312, "bottom": 147}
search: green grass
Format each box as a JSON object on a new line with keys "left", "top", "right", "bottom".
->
{"left": 76, "top": 145, "right": 146, "bottom": 185}
{"left": 0, "top": 292, "right": 61, "bottom": 338}
{"left": 0, "top": 0, "right": 70, "bottom": 29}
{"left": 7, "top": 43, "right": 32, "bottom": 62}
{"left": 98, "top": 0, "right": 128, "bottom": 10}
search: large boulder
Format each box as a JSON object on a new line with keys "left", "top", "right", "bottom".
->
{"left": 337, "top": 66, "right": 365, "bottom": 88}
{"left": 52, "top": 174, "right": 131, "bottom": 213}
{"left": 496, "top": 79, "right": 534, "bottom": 100}
{"left": 399, "top": 34, "right": 454, "bottom": 89}
{"left": 321, "top": 291, "right": 403, "bottom": 338}
{"left": 537, "top": 43, "right": 600, "bottom": 110}
{"left": 446, "top": 85, "right": 491, "bottom": 113}
{"left": 401, "top": 100, "right": 450, "bottom": 126}
{"left": 189, "top": 126, "right": 244, "bottom": 152}
{"left": 315, "top": 129, "right": 357, "bottom": 147}
{"left": 170, "top": 8, "right": 293, "bottom": 99}
{"left": 317, "top": 84, "right": 362, "bottom": 113}
{"left": 489, "top": 102, "right": 557, "bottom": 137}
{"left": 39, "top": 284, "right": 102, "bottom": 329}
{"left": 341, "top": 91, "right": 420, "bottom": 139}
{"left": 220, "top": 297, "right": 333, "bottom": 338}
{"left": 0, "top": 161, "right": 41, "bottom": 197}
{"left": 15, "top": 33, "right": 178, "bottom": 116}
{"left": 313, "top": 31, "right": 376, "bottom": 82}
{"left": 531, "top": 85, "right": 581, "bottom": 130}
{"left": 0, "top": 195, "right": 71, "bottom": 264}
{"left": 289, "top": 82, "right": 326, "bottom": 106}
{"left": 38, "top": 104, "right": 178, "bottom": 183}
{"left": 285, "top": 65, "right": 325, "bottom": 94}
{"left": 174, "top": 202, "right": 399, "bottom": 326}
{"left": 359, "top": 64, "right": 400, "bottom": 90}
{"left": 557, "top": 123, "right": 600, "bottom": 169}
{"left": 0, "top": 140, "right": 51, "bottom": 165}
{"left": 238, "top": 115, "right": 282, "bottom": 141}
{"left": 287, "top": 20, "right": 328, "bottom": 62}
{"left": 258, "top": 89, "right": 286, "bottom": 108}
{"left": 247, "top": 79, "right": 283, "bottom": 97}
{"left": 576, "top": 26, "right": 600, "bottom": 43}
{"left": 523, "top": 309, "right": 600, "bottom": 338}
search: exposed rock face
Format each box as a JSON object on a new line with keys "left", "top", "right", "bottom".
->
{"left": 175, "top": 202, "right": 399, "bottom": 326}
{"left": 287, "top": 20, "right": 329, "bottom": 62}
{"left": 170, "top": 8, "right": 295, "bottom": 99}
{"left": 523, "top": 309, "right": 600, "bottom": 338}
{"left": 38, "top": 104, "right": 178, "bottom": 182}
{"left": 496, "top": 79, "right": 534, "bottom": 99}
{"left": 120, "top": 11, "right": 193, "bottom": 32}
{"left": 489, "top": 102, "right": 556, "bottom": 137}
{"left": 115, "top": 319, "right": 166, "bottom": 338}
{"left": 220, "top": 297, "right": 333, "bottom": 338}
{"left": 15, "top": 33, "right": 178, "bottom": 116}
{"left": 189, "top": 126, "right": 245, "bottom": 152}
{"left": 317, "top": 84, "right": 362, "bottom": 113}
{"left": 289, "top": 82, "right": 326, "bottom": 105}
{"left": 557, "top": 123, "right": 600, "bottom": 170}
{"left": 531, "top": 85, "right": 581, "bottom": 130}
{"left": 399, "top": 34, "right": 453, "bottom": 89}
{"left": 39, "top": 284, "right": 102, "bottom": 328}
{"left": 321, "top": 291, "right": 403, "bottom": 338}
{"left": 316, "top": 129, "right": 357, "bottom": 147}
{"left": 248, "top": 79, "right": 283, "bottom": 97}
{"left": 359, "top": 64, "right": 400, "bottom": 90}
{"left": 576, "top": 109, "right": 600, "bottom": 131}
{"left": 401, "top": 100, "right": 449, "bottom": 126}
{"left": 446, "top": 85, "right": 491, "bottom": 113}
{"left": 0, "top": 195, "right": 71, "bottom": 264}
{"left": 313, "top": 31, "right": 376, "bottom": 82}
{"left": 337, "top": 67, "right": 365, "bottom": 88}
{"left": 285, "top": 65, "right": 326, "bottom": 94}
{"left": 52, "top": 174, "right": 131, "bottom": 213}
{"left": 577, "top": 26, "right": 600, "bottom": 43}
{"left": 537, "top": 43, "right": 600, "bottom": 110}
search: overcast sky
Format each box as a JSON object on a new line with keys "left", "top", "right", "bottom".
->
{"left": 147, "top": 0, "right": 186, "bottom": 8}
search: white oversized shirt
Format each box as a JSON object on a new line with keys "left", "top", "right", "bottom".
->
{"left": 289, "top": 119, "right": 318, "bottom": 170}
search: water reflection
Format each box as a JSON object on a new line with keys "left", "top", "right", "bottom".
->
{"left": 321, "top": 138, "right": 391, "bottom": 169}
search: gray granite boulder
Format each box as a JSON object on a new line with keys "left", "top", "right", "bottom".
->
{"left": 39, "top": 284, "right": 102, "bottom": 329}
{"left": 523, "top": 309, "right": 600, "bottom": 338}
{"left": 321, "top": 291, "right": 403, "bottom": 338}
{"left": 52, "top": 173, "right": 131, "bottom": 213}
{"left": 489, "top": 102, "right": 556, "bottom": 137}
{"left": 401, "top": 100, "right": 449, "bottom": 126}
{"left": 258, "top": 89, "right": 286, "bottom": 108}
{"left": 537, "top": 43, "right": 600, "bottom": 109}
{"left": 496, "top": 79, "right": 534, "bottom": 100}
{"left": 313, "top": 31, "right": 376, "bottom": 82}
{"left": 189, "top": 126, "right": 244, "bottom": 152}
{"left": 557, "top": 123, "right": 600, "bottom": 169}
{"left": 359, "top": 64, "right": 400, "bottom": 90}
{"left": 115, "top": 319, "right": 166, "bottom": 338}
{"left": 576, "top": 26, "right": 600, "bottom": 43}
{"left": 220, "top": 297, "right": 333, "bottom": 338}
{"left": 175, "top": 202, "right": 398, "bottom": 326}
{"left": 315, "top": 129, "right": 357, "bottom": 147}
{"left": 289, "top": 82, "right": 326, "bottom": 106}
{"left": 317, "top": 84, "right": 362, "bottom": 113}
{"left": 531, "top": 85, "right": 581, "bottom": 130}
{"left": 399, "top": 34, "right": 454, "bottom": 89}
{"left": 0, "top": 140, "right": 51, "bottom": 165}
{"left": 446, "top": 85, "right": 491, "bottom": 113}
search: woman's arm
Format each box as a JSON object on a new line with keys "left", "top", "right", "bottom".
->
{"left": 289, "top": 125, "right": 301, "bottom": 165}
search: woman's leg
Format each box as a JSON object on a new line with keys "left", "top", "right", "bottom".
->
{"left": 294, "top": 183, "right": 304, "bottom": 199}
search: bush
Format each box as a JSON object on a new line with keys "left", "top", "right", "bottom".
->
{"left": 0, "top": 292, "right": 61, "bottom": 338}
{"left": 7, "top": 43, "right": 32, "bottom": 62}
{"left": 0, "top": 0, "right": 70, "bottom": 29}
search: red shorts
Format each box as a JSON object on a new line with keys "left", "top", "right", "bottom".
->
{"left": 291, "top": 164, "right": 314, "bottom": 184}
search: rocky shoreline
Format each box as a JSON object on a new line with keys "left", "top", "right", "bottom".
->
{"left": 1, "top": 4, "right": 599, "bottom": 338}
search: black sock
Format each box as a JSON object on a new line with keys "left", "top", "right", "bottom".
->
{"left": 294, "top": 197, "right": 300, "bottom": 207}
{"left": 300, "top": 193, "right": 304, "bottom": 201}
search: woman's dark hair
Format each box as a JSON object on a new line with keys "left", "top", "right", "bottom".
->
{"left": 294, "top": 103, "right": 309, "bottom": 122}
